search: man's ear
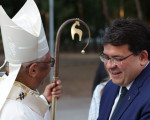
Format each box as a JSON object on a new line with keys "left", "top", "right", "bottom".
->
{"left": 28, "top": 63, "right": 39, "bottom": 77}
{"left": 139, "top": 50, "right": 148, "bottom": 66}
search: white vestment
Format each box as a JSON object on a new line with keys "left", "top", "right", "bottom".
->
{"left": 0, "top": 81, "right": 50, "bottom": 120}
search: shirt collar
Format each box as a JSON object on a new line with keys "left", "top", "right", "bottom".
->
{"left": 126, "top": 81, "right": 133, "bottom": 90}
{"left": 145, "top": 61, "right": 149, "bottom": 68}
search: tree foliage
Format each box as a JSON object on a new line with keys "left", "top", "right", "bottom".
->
{"left": 0, "top": 0, "right": 150, "bottom": 52}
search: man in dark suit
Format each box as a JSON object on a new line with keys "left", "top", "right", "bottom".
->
{"left": 97, "top": 18, "right": 150, "bottom": 120}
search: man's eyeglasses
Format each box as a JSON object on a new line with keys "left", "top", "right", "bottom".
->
{"left": 99, "top": 53, "right": 134, "bottom": 65}
{"left": 26, "top": 57, "right": 55, "bottom": 68}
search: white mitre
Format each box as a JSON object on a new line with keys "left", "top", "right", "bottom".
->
{"left": 0, "top": 0, "right": 49, "bottom": 111}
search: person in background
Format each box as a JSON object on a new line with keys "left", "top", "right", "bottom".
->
{"left": 97, "top": 18, "right": 150, "bottom": 120}
{"left": 0, "top": 0, "right": 62, "bottom": 120}
{"left": 92, "top": 62, "right": 109, "bottom": 93}
{"left": 88, "top": 62, "right": 109, "bottom": 120}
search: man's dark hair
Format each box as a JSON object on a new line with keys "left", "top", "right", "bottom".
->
{"left": 100, "top": 18, "right": 150, "bottom": 60}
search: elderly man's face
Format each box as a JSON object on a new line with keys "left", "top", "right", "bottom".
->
{"left": 103, "top": 44, "right": 147, "bottom": 86}
{"left": 17, "top": 51, "right": 53, "bottom": 90}
{"left": 35, "top": 52, "right": 51, "bottom": 88}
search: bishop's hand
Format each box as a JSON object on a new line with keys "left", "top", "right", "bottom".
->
{"left": 43, "top": 80, "right": 62, "bottom": 103}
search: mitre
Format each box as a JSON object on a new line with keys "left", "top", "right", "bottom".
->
{"left": 0, "top": 0, "right": 49, "bottom": 110}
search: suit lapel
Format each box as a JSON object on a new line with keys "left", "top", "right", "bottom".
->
{"left": 98, "top": 81, "right": 120, "bottom": 120}
{"left": 113, "top": 85, "right": 139, "bottom": 120}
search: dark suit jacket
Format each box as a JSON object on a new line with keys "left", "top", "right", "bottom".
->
{"left": 97, "top": 63, "right": 150, "bottom": 120}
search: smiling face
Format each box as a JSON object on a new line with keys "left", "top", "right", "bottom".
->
{"left": 103, "top": 44, "right": 148, "bottom": 86}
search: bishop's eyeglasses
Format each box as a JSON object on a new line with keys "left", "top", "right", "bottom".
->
{"left": 99, "top": 53, "right": 134, "bottom": 65}
{"left": 26, "top": 57, "right": 55, "bottom": 68}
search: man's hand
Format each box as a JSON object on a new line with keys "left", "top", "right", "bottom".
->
{"left": 43, "top": 80, "right": 62, "bottom": 103}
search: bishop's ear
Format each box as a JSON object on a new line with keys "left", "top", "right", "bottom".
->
{"left": 28, "top": 63, "right": 39, "bottom": 77}
{"left": 139, "top": 50, "right": 148, "bottom": 66}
